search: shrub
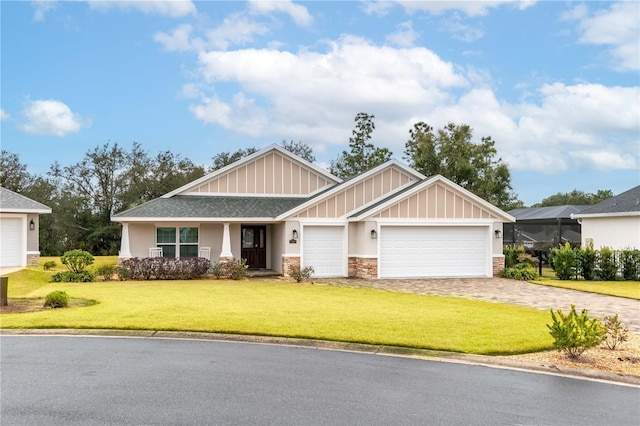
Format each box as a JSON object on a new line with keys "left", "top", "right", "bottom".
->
{"left": 116, "top": 266, "right": 130, "bottom": 281}
{"left": 547, "top": 305, "right": 605, "bottom": 359}
{"left": 61, "top": 249, "right": 94, "bottom": 273}
{"left": 229, "top": 258, "right": 248, "bottom": 280}
{"left": 43, "top": 261, "right": 57, "bottom": 271}
{"left": 500, "top": 263, "right": 538, "bottom": 281}
{"left": 602, "top": 314, "right": 629, "bottom": 350}
{"left": 121, "top": 257, "right": 211, "bottom": 280}
{"left": 289, "top": 265, "right": 315, "bottom": 283}
{"left": 95, "top": 264, "right": 117, "bottom": 282}
{"left": 620, "top": 249, "right": 640, "bottom": 281}
{"left": 52, "top": 270, "right": 94, "bottom": 283}
{"left": 210, "top": 261, "right": 226, "bottom": 279}
{"left": 503, "top": 246, "right": 525, "bottom": 268}
{"left": 596, "top": 247, "right": 617, "bottom": 281}
{"left": 44, "top": 291, "right": 69, "bottom": 308}
{"left": 578, "top": 244, "right": 597, "bottom": 281}
{"left": 550, "top": 243, "right": 578, "bottom": 280}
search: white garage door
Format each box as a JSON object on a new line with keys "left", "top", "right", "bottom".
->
{"left": 302, "top": 226, "right": 344, "bottom": 277}
{"left": 1, "top": 217, "right": 24, "bottom": 267}
{"left": 380, "top": 226, "right": 487, "bottom": 278}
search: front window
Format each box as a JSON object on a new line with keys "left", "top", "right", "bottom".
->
{"left": 156, "top": 227, "right": 199, "bottom": 258}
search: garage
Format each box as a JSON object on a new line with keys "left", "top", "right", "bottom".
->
{"left": 379, "top": 226, "right": 488, "bottom": 278}
{"left": 0, "top": 217, "right": 24, "bottom": 267}
{"left": 302, "top": 226, "right": 345, "bottom": 277}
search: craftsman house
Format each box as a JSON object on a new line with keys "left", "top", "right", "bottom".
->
{"left": 112, "top": 145, "right": 514, "bottom": 278}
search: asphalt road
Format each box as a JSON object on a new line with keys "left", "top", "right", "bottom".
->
{"left": 1, "top": 336, "right": 638, "bottom": 425}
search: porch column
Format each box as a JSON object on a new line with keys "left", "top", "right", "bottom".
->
{"left": 119, "top": 223, "right": 131, "bottom": 259}
{"left": 220, "top": 223, "right": 233, "bottom": 258}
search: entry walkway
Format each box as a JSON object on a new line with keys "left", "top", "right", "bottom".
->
{"left": 314, "top": 277, "right": 640, "bottom": 334}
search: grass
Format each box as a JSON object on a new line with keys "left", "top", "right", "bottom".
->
{"left": 0, "top": 267, "right": 553, "bottom": 356}
{"left": 529, "top": 267, "right": 640, "bottom": 300}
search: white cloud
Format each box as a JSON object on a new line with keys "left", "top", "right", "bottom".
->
{"left": 154, "top": 24, "right": 203, "bottom": 52}
{"left": 87, "top": 0, "right": 196, "bottom": 18}
{"left": 361, "top": 1, "right": 396, "bottom": 17}
{"left": 438, "top": 13, "right": 484, "bottom": 42}
{"left": 0, "top": 109, "right": 10, "bottom": 121}
{"left": 397, "top": 0, "right": 536, "bottom": 17}
{"left": 248, "top": 0, "right": 313, "bottom": 27}
{"left": 19, "top": 99, "right": 90, "bottom": 137}
{"left": 566, "top": 1, "right": 640, "bottom": 71}
{"left": 386, "top": 21, "right": 419, "bottom": 47}
{"left": 31, "top": 0, "right": 58, "bottom": 21}
{"left": 206, "top": 14, "right": 270, "bottom": 50}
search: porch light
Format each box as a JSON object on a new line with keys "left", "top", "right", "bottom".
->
{"left": 292, "top": 229, "right": 298, "bottom": 240}
{"left": 494, "top": 229, "right": 501, "bottom": 239}
{"left": 29, "top": 219, "right": 35, "bottom": 231}
{"left": 370, "top": 229, "right": 377, "bottom": 239}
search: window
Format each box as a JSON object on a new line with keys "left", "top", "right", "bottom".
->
{"left": 156, "top": 227, "right": 199, "bottom": 258}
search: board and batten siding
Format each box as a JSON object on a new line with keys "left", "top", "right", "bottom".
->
{"left": 370, "top": 182, "right": 498, "bottom": 220}
{"left": 294, "top": 166, "right": 417, "bottom": 218}
{"left": 187, "top": 151, "right": 335, "bottom": 196}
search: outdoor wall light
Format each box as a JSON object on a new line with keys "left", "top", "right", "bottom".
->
{"left": 494, "top": 229, "right": 501, "bottom": 239}
{"left": 292, "top": 229, "right": 298, "bottom": 240}
{"left": 29, "top": 219, "right": 35, "bottom": 231}
{"left": 370, "top": 229, "right": 377, "bottom": 239}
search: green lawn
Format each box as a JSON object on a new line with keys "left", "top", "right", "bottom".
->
{"left": 530, "top": 268, "right": 640, "bottom": 300}
{"left": 1, "top": 268, "right": 553, "bottom": 355}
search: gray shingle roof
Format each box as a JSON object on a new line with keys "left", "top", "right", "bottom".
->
{"left": 574, "top": 185, "right": 640, "bottom": 216}
{"left": 112, "top": 195, "right": 309, "bottom": 219}
{"left": 0, "top": 187, "right": 51, "bottom": 213}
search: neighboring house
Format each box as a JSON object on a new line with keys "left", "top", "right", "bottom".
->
{"left": 112, "top": 145, "right": 514, "bottom": 278}
{"left": 572, "top": 185, "right": 640, "bottom": 250}
{"left": 505, "top": 205, "right": 588, "bottom": 249}
{"left": 0, "top": 187, "right": 52, "bottom": 267}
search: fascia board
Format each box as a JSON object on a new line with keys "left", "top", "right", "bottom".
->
{"left": 276, "top": 159, "right": 424, "bottom": 221}
{"left": 0, "top": 208, "right": 52, "bottom": 214}
{"left": 572, "top": 211, "right": 640, "bottom": 219}
{"left": 111, "top": 216, "right": 278, "bottom": 222}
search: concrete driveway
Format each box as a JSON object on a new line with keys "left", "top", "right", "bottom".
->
{"left": 315, "top": 277, "right": 640, "bottom": 333}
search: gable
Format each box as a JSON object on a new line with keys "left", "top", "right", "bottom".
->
{"left": 166, "top": 145, "right": 340, "bottom": 198}
{"left": 288, "top": 163, "right": 420, "bottom": 219}
{"left": 356, "top": 177, "right": 513, "bottom": 221}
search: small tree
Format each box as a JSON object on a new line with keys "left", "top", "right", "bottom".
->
{"left": 550, "top": 243, "right": 578, "bottom": 280}
{"left": 602, "top": 314, "right": 629, "bottom": 350}
{"left": 596, "top": 247, "right": 617, "bottom": 281}
{"left": 547, "top": 305, "right": 605, "bottom": 359}
{"left": 61, "top": 249, "right": 94, "bottom": 273}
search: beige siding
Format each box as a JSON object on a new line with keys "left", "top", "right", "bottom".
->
{"left": 184, "top": 151, "right": 335, "bottom": 195}
{"left": 370, "top": 182, "right": 500, "bottom": 220}
{"left": 293, "top": 165, "right": 418, "bottom": 218}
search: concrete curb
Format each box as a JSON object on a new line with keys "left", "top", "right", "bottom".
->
{"left": 2, "top": 328, "right": 639, "bottom": 387}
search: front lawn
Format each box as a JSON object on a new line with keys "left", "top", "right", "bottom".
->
{"left": 0, "top": 268, "right": 552, "bottom": 355}
{"left": 530, "top": 268, "right": 640, "bottom": 300}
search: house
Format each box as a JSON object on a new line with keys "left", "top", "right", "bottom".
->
{"left": 505, "top": 205, "right": 587, "bottom": 250}
{"left": 112, "top": 145, "right": 514, "bottom": 278}
{"left": 571, "top": 185, "right": 640, "bottom": 250}
{"left": 0, "top": 187, "right": 52, "bottom": 267}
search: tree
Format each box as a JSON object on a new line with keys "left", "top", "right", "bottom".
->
{"left": 330, "top": 113, "right": 392, "bottom": 179}
{"left": 532, "top": 189, "right": 613, "bottom": 207}
{"left": 0, "top": 150, "right": 32, "bottom": 192}
{"left": 210, "top": 147, "right": 258, "bottom": 172}
{"left": 404, "top": 122, "right": 520, "bottom": 210}
{"left": 281, "top": 140, "right": 315, "bottom": 163}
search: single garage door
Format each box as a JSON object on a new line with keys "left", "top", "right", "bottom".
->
{"left": 1, "top": 217, "right": 24, "bottom": 267}
{"left": 380, "top": 226, "right": 487, "bottom": 278}
{"left": 302, "top": 226, "right": 344, "bottom": 277}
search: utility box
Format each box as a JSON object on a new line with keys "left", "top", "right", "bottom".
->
{"left": 0, "top": 276, "right": 8, "bottom": 306}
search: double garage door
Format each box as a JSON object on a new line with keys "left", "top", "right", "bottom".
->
{"left": 0, "top": 217, "right": 24, "bottom": 267}
{"left": 379, "top": 226, "right": 488, "bottom": 278}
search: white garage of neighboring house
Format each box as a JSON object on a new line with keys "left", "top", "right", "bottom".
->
{"left": 0, "top": 187, "right": 51, "bottom": 268}
{"left": 113, "top": 144, "right": 514, "bottom": 279}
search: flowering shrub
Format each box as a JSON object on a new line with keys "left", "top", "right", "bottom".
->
{"left": 210, "top": 258, "right": 248, "bottom": 280}
{"left": 121, "top": 257, "right": 211, "bottom": 280}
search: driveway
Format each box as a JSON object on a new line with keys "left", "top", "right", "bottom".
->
{"left": 314, "top": 277, "right": 640, "bottom": 333}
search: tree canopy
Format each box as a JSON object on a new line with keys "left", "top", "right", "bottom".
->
{"left": 330, "top": 113, "right": 392, "bottom": 179}
{"left": 532, "top": 189, "right": 613, "bottom": 207}
{"left": 404, "top": 122, "right": 521, "bottom": 210}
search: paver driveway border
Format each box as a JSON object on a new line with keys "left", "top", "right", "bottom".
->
{"left": 313, "top": 277, "right": 640, "bottom": 334}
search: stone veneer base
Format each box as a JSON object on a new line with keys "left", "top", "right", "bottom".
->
{"left": 349, "top": 257, "right": 378, "bottom": 279}
{"left": 282, "top": 256, "right": 300, "bottom": 277}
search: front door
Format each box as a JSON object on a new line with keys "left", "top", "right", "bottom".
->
{"left": 241, "top": 225, "right": 266, "bottom": 269}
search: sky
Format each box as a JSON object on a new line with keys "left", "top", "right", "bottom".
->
{"left": 1, "top": 0, "right": 639, "bottom": 207}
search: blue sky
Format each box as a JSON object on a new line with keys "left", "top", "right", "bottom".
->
{"left": 1, "top": 0, "right": 638, "bottom": 206}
